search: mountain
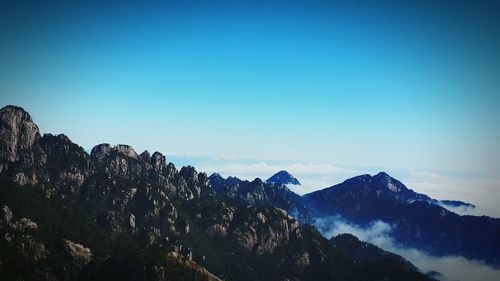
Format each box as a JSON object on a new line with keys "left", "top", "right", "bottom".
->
{"left": 209, "top": 173, "right": 311, "bottom": 223}
{"left": 330, "top": 233, "right": 419, "bottom": 273}
{"left": 266, "top": 170, "right": 300, "bottom": 186}
{"left": 303, "top": 172, "right": 500, "bottom": 265}
{"left": 0, "top": 105, "right": 433, "bottom": 281}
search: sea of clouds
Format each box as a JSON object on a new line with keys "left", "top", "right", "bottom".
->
{"left": 314, "top": 215, "right": 500, "bottom": 281}
{"left": 168, "top": 155, "right": 500, "bottom": 280}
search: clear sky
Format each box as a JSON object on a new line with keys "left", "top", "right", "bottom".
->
{"left": 1, "top": 0, "right": 500, "bottom": 175}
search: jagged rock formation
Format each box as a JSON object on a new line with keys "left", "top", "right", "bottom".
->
{"left": 197, "top": 205, "right": 301, "bottom": 255}
{"left": 0, "top": 206, "right": 49, "bottom": 269}
{"left": 0, "top": 106, "right": 433, "bottom": 281}
{"left": 209, "top": 173, "right": 312, "bottom": 223}
{"left": 0, "top": 106, "right": 214, "bottom": 242}
{"left": 62, "top": 239, "right": 92, "bottom": 269}
{"left": 0, "top": 106, "right": 41, "bottom": 164}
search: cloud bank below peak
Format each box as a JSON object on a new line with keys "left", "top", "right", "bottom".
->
{"left": 314, "top": 216, "right": 500, "bottom": 281}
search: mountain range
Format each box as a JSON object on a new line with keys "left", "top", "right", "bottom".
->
{"left": 303, "top": 173, "right": 500, "bottom": 265}
{"left": 209, "top": 170, "right": 500, "bottom": 266}
{"left": 0, "top": 105, "right": 497, "bottom": 280}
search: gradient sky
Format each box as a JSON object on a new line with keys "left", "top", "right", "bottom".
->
{"left": 1, "top": 0, "right": 500, "bottom": 175}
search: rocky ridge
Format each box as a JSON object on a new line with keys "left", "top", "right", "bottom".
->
{"left": 0, "top": 105, "right": 433, "bottom": 281}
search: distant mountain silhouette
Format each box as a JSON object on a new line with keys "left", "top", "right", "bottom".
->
{"left": 303, "top": 172, "right": 500, "bottom": 265}
{"left": 209, "top": 172, "right": 311, "bottom": 223}
{"left": 266, "top": 170, "right": 300, "bottom": 185}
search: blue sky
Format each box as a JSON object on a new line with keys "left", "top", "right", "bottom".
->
{"left": 1, "top": 0, "right": 500, "bottom": 176}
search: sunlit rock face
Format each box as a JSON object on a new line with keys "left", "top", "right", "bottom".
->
{"left": 0, "top": 105, "right": 40, "bottom": 163}
{"left": 63, "top": 239, "right": 93, "bottom": 269}
{"left": 229, "top": 207, "right": 301, "bottom": 255}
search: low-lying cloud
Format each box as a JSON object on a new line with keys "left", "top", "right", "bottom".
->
{"left": 314, "top": 216, "right": 500, "bottom": 281}
{"left": 404, "top": 171, "right": 500, "bottom": 218}
{"left": 435, "top": 202, "right": 477, "bottom": 217}
{"left": 169, "top": 155, "right": 500, "bottom": 279}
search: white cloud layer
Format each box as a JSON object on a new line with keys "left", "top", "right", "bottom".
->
{"left": 403, "top": 171, "right": 500, "bottom": 218}
{"left": 170, "top": 155, "right": 500, "bottom": 280}
{"left": 314, "top": 216, "right": 500, "bottom": 281}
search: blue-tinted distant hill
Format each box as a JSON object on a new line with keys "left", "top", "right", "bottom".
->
{"left": 266, "top": 170, "right": 301, "bottom": 186}
{"left": 303, "top": 172, "right": 500, "bottom": 266}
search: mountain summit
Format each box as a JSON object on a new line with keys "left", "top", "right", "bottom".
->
{"left": 266, "top": 170, "right": 300, "bottom": 186}
{"left": 0, "top": 105, "right": 40, "bottom": 165}
{"left": 303, "top": 172, "right": 500, "bottom": 265}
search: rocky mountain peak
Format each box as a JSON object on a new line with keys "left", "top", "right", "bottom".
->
{"left": 139, "top": 150, "right": 151, "bottom": 162}
{"left": 180, "top": 165, "right": 198, "bottom": 177}
{"left": 209, "top": 172, "right": 223, "bottom": 180}
{"left": 373, "top": 172, "right": 397, "bottom": 184}
{"left": 266, "top": 170, "right": 300, "bottom": 186}
{"left": 113, "top": 144, "right": 138, "bottom": 159}
{"left": 90, "top": 143, "right": 139, "bottom": 160}
{"left": 343, "top": 174, "right": 372, "bottom": 185}
{"left": 151, "top": 151, "right": 165, "bottom": 171}
{"left": 0, "top": 105, "right": 41, "bottom": 163}
{"left": 208, "top": 173, "right": 224, "bottom": 185}
{"left": 372, "top": 172, "right": 404, "bottom": 192}
{"left": 90, "top": 143, "right": 112, "bottom": 161}
{"left": 251, "top": 177, "right": 264, "bottom": 186}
